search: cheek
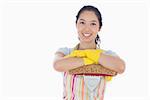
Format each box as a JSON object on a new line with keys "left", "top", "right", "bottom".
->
{"left": 76, "top": 25, "right": 83, "bottom": 33}
{"left": 92, "top": 27, "right": 99, "bottom": 34}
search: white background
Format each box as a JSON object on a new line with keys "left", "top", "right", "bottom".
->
{"left": 0, "top": 0, "right": 150, "bottom": 100}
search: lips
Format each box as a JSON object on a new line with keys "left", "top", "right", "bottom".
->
{"left": 82, "top": 33, "right": 92, "bottom": 37}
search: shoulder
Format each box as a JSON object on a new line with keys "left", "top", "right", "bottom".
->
{"left": 104, "top": 50, "right": 118, "bottom": 56}
{"left": 99, "top": 49, "right": 118, "bottom": 57}
{"left": 56, "top": 47, "right": 74, "bottom": 56}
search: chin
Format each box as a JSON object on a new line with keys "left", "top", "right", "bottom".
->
{"left": 81, "top": 39, "right": 93, "bottom": 43}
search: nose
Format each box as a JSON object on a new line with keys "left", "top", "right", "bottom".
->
{"left": 84, "top": 24, "right": 91, "bottom": 31}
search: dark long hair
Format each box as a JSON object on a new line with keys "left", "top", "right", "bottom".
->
{"left": 76, "top": 5, "right": 102, "bottom": 48}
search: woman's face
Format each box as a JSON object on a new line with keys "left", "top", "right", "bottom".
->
{"left": 76, "top": 11, "right": 100, "bottom": 43}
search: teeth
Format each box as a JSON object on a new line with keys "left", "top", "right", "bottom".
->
{"left": 83, "top": 33, "right": 91, "bottom": 37}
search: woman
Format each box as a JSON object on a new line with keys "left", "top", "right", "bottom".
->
{"left": 53, "top": 5, "right": 125, "bottom": 100}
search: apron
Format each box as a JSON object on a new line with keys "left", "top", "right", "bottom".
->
{"left": 63, "top": 44, "right": 107, "bottom": 100}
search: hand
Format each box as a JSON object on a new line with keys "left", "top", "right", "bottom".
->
{"left": 84, "top": 49, "right": 104, "bottom": 64}
{"left": 83, "top": 57, "right": 95, "bottom": 65}
{"left": 105, "top": 76, "right": 113, "bottom": 81}
{"left": 64, "top": 50, "right": 95, "bottom": 65}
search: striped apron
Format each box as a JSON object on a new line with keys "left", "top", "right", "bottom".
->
{"left": 63, "top": 71, "right": 106, "bottom": 100}
{"left": 63, "top": 44, "right": 107, "bottom": 100}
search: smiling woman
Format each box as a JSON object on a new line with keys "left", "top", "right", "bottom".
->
{"left": 53, "top": 5, "right": 125, "bottom": 100}
{"left": 76, "top": 11, "right": 100, "bottom": 44}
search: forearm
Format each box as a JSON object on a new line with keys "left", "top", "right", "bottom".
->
{"left": 99, "top": 53, "right": 125, "bottom": 74}
{"left": 53, "top": 57, "right": 84, "bottom": 72}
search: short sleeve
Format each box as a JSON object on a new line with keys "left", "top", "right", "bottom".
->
{"left": 55, "top": 47, "right": 73, "bottom": 76}
{"left": 104, "top": 50, "right": 118, "bottom": 57}
{"left": 56, "top": 47, "right": 73, "bottom": 56}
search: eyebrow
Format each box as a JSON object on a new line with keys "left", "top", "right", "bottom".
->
{"left": 79, "top": 19, "right": 86, "bottom": 21}
{"left": 79, "top": 19, "right": 98, "bottom": 23}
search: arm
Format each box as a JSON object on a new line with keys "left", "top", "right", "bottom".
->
{"left": 53, "top": 52, "right": 84, "bottom": 72}
{"left": 99, "top": 53, "right": 126, "bottom": 74}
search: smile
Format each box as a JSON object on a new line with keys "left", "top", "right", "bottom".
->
{"left": 82, "top": 33, "right": 92, "bottom": 37}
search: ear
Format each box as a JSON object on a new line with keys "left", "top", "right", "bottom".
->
{"left": 98, "top": 27, "right": 101, "bottom": 31}
{"left": 98, "top": 29, "right": 100, "bottom": 32}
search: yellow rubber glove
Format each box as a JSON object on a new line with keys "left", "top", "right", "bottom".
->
{"left": 83, "top": 57, "right": 95, "bottom": 65}
{"left": 65, "top": 50, "right": 86, "bottom": 58}
{"left": 64, "top": 50, "right": 94, "bottom": 65}
{"left": 84, "top": 49, "right": 104, "bottom": 64}
{"left": 105, "top": 76, "right": 113, "bottom": 81}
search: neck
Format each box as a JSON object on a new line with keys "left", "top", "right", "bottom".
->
{"left": 78, "top": 42, "right": 96, "bottom": 50}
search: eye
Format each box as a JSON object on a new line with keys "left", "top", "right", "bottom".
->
{"left": 91, "top": 23, "right": 96, "bottom": 26}
{"left": 79, "top": 21, "right": 85, "bottom": 25}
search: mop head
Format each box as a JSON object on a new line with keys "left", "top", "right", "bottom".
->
{"left": 69, "top": 64, "right": 117, "bottom": 76}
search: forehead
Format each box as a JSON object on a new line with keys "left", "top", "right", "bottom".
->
{"left": 78, "top": 11, "right": 99, "bottom": 22}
